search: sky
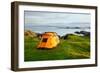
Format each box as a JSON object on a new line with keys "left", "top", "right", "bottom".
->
{"left": 24, "top": 11, "right": 91, "bottom": 27}
{"left": 24, "top": 11, "right": 91, "bottom": 36}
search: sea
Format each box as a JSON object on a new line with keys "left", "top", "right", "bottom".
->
{"left": 25, "top": 24, "right": 90, "bottom": 36}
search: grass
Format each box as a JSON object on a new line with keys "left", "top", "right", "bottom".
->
{"left": 24, "top": 34, "right": 90, "bottom": 61}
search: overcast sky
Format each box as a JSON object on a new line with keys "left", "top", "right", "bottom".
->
{"left": 24, "top": 11, "right": 91, "bottom": 27}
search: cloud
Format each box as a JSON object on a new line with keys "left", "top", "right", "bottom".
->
{"left": 24, "top": 11, "right": 91, "bottom": 26}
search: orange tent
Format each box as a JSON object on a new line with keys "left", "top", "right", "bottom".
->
{"left": 37, "top": 32, "right": 60, "bottom": 49}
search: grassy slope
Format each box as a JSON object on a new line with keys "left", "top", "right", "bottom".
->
{"left": 24, "top": 35, "right": 90, "bottom": 61}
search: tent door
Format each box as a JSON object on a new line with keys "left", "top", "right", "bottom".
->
{"left": 42, "top": 38, "right": 48, "bottom": 47}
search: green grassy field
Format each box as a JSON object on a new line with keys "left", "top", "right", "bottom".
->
{"left": 24, "top": 34, "right": 90, "bottom": 61}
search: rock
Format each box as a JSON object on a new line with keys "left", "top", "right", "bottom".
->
{"left": 80, "top": 31, "right": 90, "bottom": 36}
{"left": 24, "top": 30, "right": 37, "bottom": 38}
